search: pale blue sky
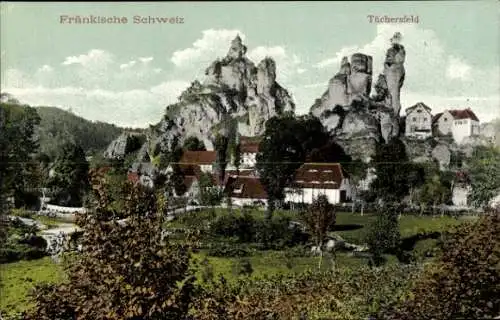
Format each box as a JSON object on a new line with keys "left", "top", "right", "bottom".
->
{"left": 1, "top": 1, "right": 499, "bottom": 127}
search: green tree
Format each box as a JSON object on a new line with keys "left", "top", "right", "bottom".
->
{"left": 370, "top": 138, "right": 414, "bottom": 204}
{"left": 183, "top": 136, "right": 206, "bottom": 151}
{"left": 214, "top": 134, "right": 229, "bottom": 187}
{"left": 365, "top": 206, "right": 401, "bottom": 266}
{"left": 230, "top": 141, "right": 241, "bottom": 174}
{"left": 0, "top": 103, "right": 41, "bottom": 209}
{"left": 467, "top": 146, "right": 500, "bottom": 208}
{"left": 417, "top": 172, "right": 451, "bottom": 215}
{"left": 198, "top": 172, "right": 222, "bottom": 206}
{"left": 26, "top": 170, "right": 196, "bottom": 320}
{"left": 381, "top": 212, "right": 500, "bottom": 320}
{"left": 256, "top": 116, "right": 306, "bottom": 219}
{"left": 300, "top": 194, "right": 336, "bottom": 269}
{"left": 48, "top": 142, "right": 89, "bottom": 207}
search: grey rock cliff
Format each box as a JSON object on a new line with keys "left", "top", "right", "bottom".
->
{"left": 310, "top": 33, "right": 406, "bottom": 161}
{"left": 104, "top": 132, "right": 144, "bottom": 160}
{"left": 147, "top": 35, "right": 294, "bottom": 160}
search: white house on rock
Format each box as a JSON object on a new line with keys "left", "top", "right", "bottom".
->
{"left": 433, "top": 108, "right": 480, "bottom": 144}
{"left": 405, "top": 102, "right": 432, "bottom": 139}
{"left": 285, "top": 163, "right": 351, "bottom": 204}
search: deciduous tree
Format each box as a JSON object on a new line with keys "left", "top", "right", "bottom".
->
{"left": 26, "top": 170, "right": 196, "bottom": 320}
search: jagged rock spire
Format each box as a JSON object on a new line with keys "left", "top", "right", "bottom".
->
{"left": 226, "top": 34, "right": 247, "bottom": 59}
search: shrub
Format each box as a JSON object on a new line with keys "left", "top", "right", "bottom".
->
{"left": 380, "top": 213, "right": 500, "bottom": 320}
{"left": 206, "top": 242, "right": 254, "bottom": 258}
{"left": 232, "top": 258, "right": 253, "bottom": 277}
{"left": 209, "top": 213, "right": 309, "bottom": 250}
{"left": 365, "top": 207, "right": 401, "bottom": 266}
{"left": 25, "top": 171, "right": 196, "bottom": 320}
{"left": 210, "top": 212, "right": 254, "bottom": 242}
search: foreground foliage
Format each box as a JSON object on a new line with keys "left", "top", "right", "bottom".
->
{"left": 381, "top": 212, "right": 500, "bottom": 320}
{"left": 191, "top": 264, "right": 421, "bottom": 320}
{"left": 25, "top": 170, "right": 196, "bottom": 320}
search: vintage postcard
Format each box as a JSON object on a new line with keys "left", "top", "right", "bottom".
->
{"left": 1, "top": 1, "right": 499, "bottom": 319}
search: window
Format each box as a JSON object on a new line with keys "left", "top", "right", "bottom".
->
{"left": 443, "top": 118, "right": 447, "bottom": 122}
{"left": 308, "top": 169, "right": 318, "bottom": 173}
{"left": 412, "top": 117, "right": 417, "bottom": 122}
{"left": 423, "top": 118, "right": 427, "bottom": 122}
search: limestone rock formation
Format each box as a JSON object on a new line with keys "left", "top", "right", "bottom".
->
{"left": 310, "top": 32, "right": 407, "bottom": 161}
{"left": 140, "top": 35, "right": 294, "bottom": 166}
{"left": 431, "top": 142, "right": 451, "bottom": 170}
{"left": 311, "top": 53, "right": 373, "bottom": 117}
{"left": 383, "top": 32, "right": 406, "bottom": 115}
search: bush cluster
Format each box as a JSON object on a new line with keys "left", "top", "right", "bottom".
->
{"left": 209, "top": 213, "right": 309, "bottom": 250}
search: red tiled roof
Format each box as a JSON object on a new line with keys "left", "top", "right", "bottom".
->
{"left": 179, "top": 151, "right": 216, "bottom": 165}
{"left": 448, "top": 109, "right": 479, "bottom": 122}
{"left": 292, "top": 163, "right": 346, "bottom": 190}
{"left": 225, "top": 176, "right": 267, "bottom": 199}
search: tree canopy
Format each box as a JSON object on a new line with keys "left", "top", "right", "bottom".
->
{"left": 467, "top": 146, "right": 500, "bottom": 208}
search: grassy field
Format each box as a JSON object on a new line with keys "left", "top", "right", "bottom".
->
{"left": 191, "top": 250, "right": 400, "bottom": 284}
{"left": 333, "top": 212, "right": 466, "bottom": 244}
{"left": 0, "top": 210, "right": 473, "bottom": 316}
{"left": 0, "top": 257, "right": 64, "bottom": 316}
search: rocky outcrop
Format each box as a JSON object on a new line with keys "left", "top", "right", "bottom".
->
{"left": 311, "top": 54, "right": 373, "bottom": 117}
{"left": 383, "top": 33, "right": 406, "bottom": 116}
{"left": 148, "top": 35, "right": 294, "bottom": 159}
{"left": 103, "top": 132, "right": 144, "bottom": 160}
{"left": 431, "top": 142, "right": 451, "bottom": 170}
{"left": 310, "top": 33, "right": 406, "bottom": 161}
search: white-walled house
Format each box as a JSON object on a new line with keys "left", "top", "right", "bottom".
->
{"left": 405, "top": 102, "right": 432, "bottom": 139}
{"left": 433, "top": 109, "right": 480, "bottom": 144}
{"left": 285, "top": 163, "right": 351, "bottom": 204}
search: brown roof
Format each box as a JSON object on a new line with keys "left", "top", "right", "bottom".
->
{"left": 405, "top": 102, "right": 432, "bottom": 114}
{"left": 448, "top": 109, "right": 479, "bottom": 121}
{"left": 179, "top": 151, "right": 216, "bottom": 165}
{"left": 292, "top": 163, "right": 346, "bottom": 189}
{"left": 240, "top": 136, "right": 262, "bottom": 153}
{"left": 432, "top": 109, "right": 479, "bottom": 124}
{"left": 225, "top": 176, "right": 267, "bottom": 199}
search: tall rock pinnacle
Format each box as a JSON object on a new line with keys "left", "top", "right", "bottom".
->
{"left": 383, "top": 32, "right": 406, "bottom": 116}
{"left": 226, "top": 34, "right": 247, "bottom": 59}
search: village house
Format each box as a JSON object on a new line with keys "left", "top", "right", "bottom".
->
{"left": 284, "top": 163, "right": 351, "bottom": 205}
{"left": 178, "top": 150, "right": 217, "bottom": 173}
{"left": 404, "top": 102, "right": 432, "bottom": 139}
{"left": 432, "top": 108, "right": 480, "bottom": 144}
{"left": 224, "top": 175, "right": 268, "bottom": 207}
